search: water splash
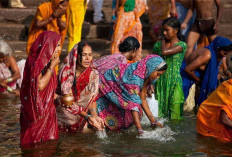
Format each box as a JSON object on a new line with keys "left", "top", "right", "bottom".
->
{"left": 138, "top": 126, "right": 176, "bottom": 142}
{"left": 96, "top": 129, "right": 108, "bottom": 139}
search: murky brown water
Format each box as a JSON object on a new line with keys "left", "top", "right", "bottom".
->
{"left": 0, "top": 94, "right": 232, "bottom": 157}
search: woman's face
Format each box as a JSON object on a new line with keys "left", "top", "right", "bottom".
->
{"left": 0, "top": 52, "right": 6, "bottom": 63}
{"left": 78, "top": 45, "right": 93, "bottom": 68}
{"left": 163, "top": 24, "right": 177, "bottom": 40}
{"left": 148, "top": 70, "right": 166, "bottom": 81}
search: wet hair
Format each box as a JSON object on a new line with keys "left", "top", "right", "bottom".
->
{"left": 218, "top": 44, "right": 232, "bottom": 52}
{"left": 74, "top": 41, "right": 89, "bottom": 97}
{"left": 76, "top": 41, "right": 88, "bottom": 63}
{"left": 157, "top": 64, "right": 167, "bottom": 71}
{"left": 162, "top": 17, "right": 184, "bottom": 41}
{"left": 119, "top": 36, "right": 140, "bottom": 53}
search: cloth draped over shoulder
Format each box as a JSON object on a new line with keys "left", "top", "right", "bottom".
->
{"left": 197, "top": 79, "right": 232, "bottom": 142}
{"left": 20, "top": 31, "right": 60, "bottom": 145}
{"left": 26, "top": 0, "right": 68, "bottom": 55}
{"left": 56, "top": 44, "right": 99, "bottom": 132}
{"left": 111, "top": 0, "right": 146, "bottom": 61}
{"left": 153, "top": 41, "right": 187, "bottom": 119}
{"left": 124, "top": 0, "right": 135, "bottom": 12}
{"left": 97, "top": 55, "right": 166, "bottom": 131}
{"left": 198, "top": 37, "right": 232, "bottom": 106}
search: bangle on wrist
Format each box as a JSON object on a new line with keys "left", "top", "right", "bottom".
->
{"left": 47, "top": 68, "right": 53, "bottom": 74}
{"left": 6, "top": 78, "right": 13, "bottom": 83}
{"left": 151, "top": 119, "right": 158, "bottom": 127}
{"left": 89, "top": 108, "right": 96, "bottom": 112}
{"left": 137, "top": 129, "right": 144, "bottom": 133}
{"left": 85, "top": 114, "right": 92, "bottom": 120}
{"left": 7, "top": 86, "right": 13, "bottom": 93}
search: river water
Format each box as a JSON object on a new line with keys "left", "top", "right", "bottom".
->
{"left": 0, "top": 94, "right": 232, "bottom": 157}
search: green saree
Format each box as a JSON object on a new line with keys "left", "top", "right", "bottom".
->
{"left": 153, "top": 41, "right": 187, "bottom": 119}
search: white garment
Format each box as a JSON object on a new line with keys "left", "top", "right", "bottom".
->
{"left": 91, "top": 0, "right": 104, "bottom": 23}
{"left": 16, "top": 59, "right": 26, "bottom": 88}
{"left": 141, "top": 94, "right": 159, "bottom": 124}
{"left": 10, "top": 0, "right": 25, "bottom": 8}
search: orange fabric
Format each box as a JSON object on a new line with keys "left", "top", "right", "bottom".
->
{"left": 197, "top": 35, "right": 209, "bottom": 49}
{"left": 111, "top": 0, "right": 146, "bottom": 61}
{"left": 197, "top": 79, "right": 232, "bottom": 142}
{"left": 26, "top": 0, "right": 68, "bottom": 55}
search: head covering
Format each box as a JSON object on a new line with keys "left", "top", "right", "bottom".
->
{"left": 58, "top": 43, "right": 94, "bottom": 97}
{"left": 20, "top": 31, "right": 60, "bottom": 123}
{"left": 0, "top": 37, "right": 12, "bottom": 55}
{"left": 97, "top": 55, "right": 166, "bottom": 130}
{"left": 197, "top": 36, "right": 232, "bottom": 106}
{"left": 51, "top": 0, "right": 65, "bottom": 10}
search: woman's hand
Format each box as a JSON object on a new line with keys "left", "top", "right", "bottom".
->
{"left": 88, "top": 116, "right": 104, "bottom": 131}
{"left": 150, "top": 118, "right": 163, "bottom": 128}
{"left": 0, "top": 79, "right": 7, "bottom": 88}
{"left": 95, "top": 116, "right": 105, "bottom": 129}
{"left": 50, "top": 53, "right": 60, "bottom": 69}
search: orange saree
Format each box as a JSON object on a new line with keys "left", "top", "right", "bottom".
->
{"left": 111, "top": 0, "right": 146, "bottom": 61}
{"left": 197, "top": 79, "right": 232, "bottom": 142}
{"left": 26, "top": 0, "right": 68, "bottom": 55}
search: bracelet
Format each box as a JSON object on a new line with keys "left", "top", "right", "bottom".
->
{"left": 84, "top": 114, "right": 92, "bottom": 120}
{"left": 7, "top": 86, "right": 13, "bottom": 93}
{"left": 89, "top": 108, "right": 96, "bottom": 112}
{"left": 151, "top": 119, "right": 158, "bottom": 127}
{"left": 47, "top": 68, "right": 53, "bottom": 74}
{"left": 137, "top": 129, "right": 144, "bottom": 133}
{"left": 6, "top": 78, "right": 13, "bottom": 83}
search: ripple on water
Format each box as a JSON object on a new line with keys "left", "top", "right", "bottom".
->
{"left": 138, "top": 126, "right": 176, "bottom": 142}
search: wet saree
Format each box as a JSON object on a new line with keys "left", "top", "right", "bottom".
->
{"left": 153, "top": 41, "right": 187, "bottom": 119}
{"left": 26, "top": 0, "right": 68, "bottom": 55}
{"left": 20, "top": 31, "right": 60, "bottom": 145}
{"left": 97, "top": 55, "right": 166, "bottom": 131}
{"left": 181, "top": 37, "right": 232, "bottom": 107}
{"left": 111, "top": 0, "right": 146, "bottom": 61}
{"left": 197, "top": 79, "right": 232, "bottom": 142}
{"left": 56, "top": 44, "right": 99, "bottom": 132}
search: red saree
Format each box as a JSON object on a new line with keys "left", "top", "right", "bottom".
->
{"left": 20, "top": 31, "right": 60, "bottom": 145}
{"left": 56, "top": 44, "right": 99, "bottom": 132}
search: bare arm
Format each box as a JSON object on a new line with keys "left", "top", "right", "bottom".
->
{"left": 38, "top": 54, "right": 59, "bottom": 91}
{"left": 35, "top": 17, "right": 53, "bottom": 28}
{"left": 170, "top": 0, "right": 177, "bottom": 17}
{"left": 57, "top": 16, "right": 67, "bottom": 31}
{"left": 214, "top": 0, "right": 222, "bottom": 30}
{"left": 220, "top": 110, "right": 232, "bottom": 128}
{"left": 161, "top": 40, "right": 183, "bottom": 56}
{"left": 185, "top": 49, "right": 211, "bottom": 83}
{"left": 181, "top": 0, "right": 193, "bottom": 29}
{"left": 8, "top": 56, "right": 20, "bottom": 81}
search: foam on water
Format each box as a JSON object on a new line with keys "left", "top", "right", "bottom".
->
{"left": 96, "top": 129, "right": 108, "bottom": 139}
{"left": 138, "top": 126, "right": 176, "bottom": 142}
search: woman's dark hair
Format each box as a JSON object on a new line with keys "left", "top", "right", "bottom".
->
{"left": 77, "top": 41, "right": 88, "bottom": 63}
{"left": 218, "top": 44, "right": 232, "bottom": 52}
{"left": 162, "top": 17, "right": 184, "bottom": 41}
{"left": 157, "top": 64, "right": 168, "bottom": 71}
{"left": 73, "top": 41, "right": 89, "bottom": 97}
{"left": 119, "top": 36, "right": 140, "bottom": 53}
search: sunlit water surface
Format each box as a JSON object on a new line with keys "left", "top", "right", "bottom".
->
{"left": 0, "top": 94, "right": 232, "bottom": 157}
